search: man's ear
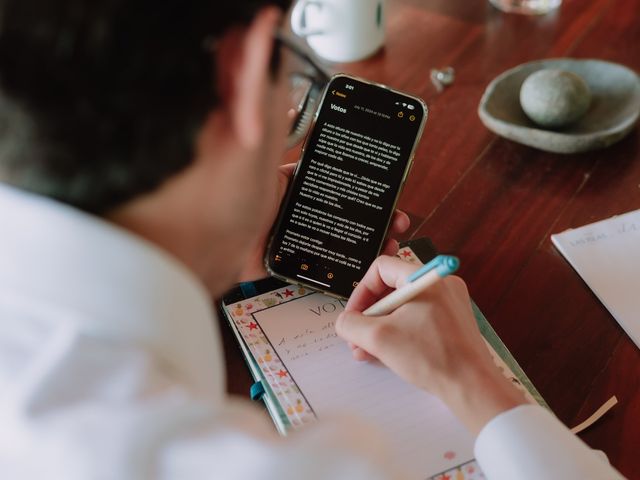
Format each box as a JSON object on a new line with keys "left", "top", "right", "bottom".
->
{"left": 215, "top": 7, "right": 282, "bottom": 150}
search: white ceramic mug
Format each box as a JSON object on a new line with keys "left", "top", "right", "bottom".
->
{"left": 290, "top": 0, "right": 385, "bottom": 63}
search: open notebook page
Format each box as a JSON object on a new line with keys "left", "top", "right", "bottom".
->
{"left": 252, "top": 292, "right": 475, "bottom": 478}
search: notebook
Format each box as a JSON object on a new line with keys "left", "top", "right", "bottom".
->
{"left": 221, "top": 238, "right": 545, "bottom": 480}
{"left": 551, "top": 209, "right": 640, "bottom": 349}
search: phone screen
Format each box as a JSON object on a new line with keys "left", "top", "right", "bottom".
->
{"left": 267, "top": 75, "right": 426, "bottom": 298}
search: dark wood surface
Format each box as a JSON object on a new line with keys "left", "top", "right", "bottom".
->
{"left": 220, "top": 1, "right": 640, "bottom": 477}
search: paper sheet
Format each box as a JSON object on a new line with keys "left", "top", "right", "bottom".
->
{"left": 551, "top": 209, "right": 640, "bottom": 348}
{"left": 252, "top": 292, "right": 475, "bottom": 478}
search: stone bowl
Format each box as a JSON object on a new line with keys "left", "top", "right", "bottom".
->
{"left": 478, "top": 58, "right": 640, "bottom": 154}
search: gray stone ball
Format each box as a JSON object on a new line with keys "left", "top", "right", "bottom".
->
{"left": 519, "top": 69, "right": 592, "bottom": 128}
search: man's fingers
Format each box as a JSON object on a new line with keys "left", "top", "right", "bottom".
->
{"left": 352, "top": 346, "right": 377, "bottom": 362}
{"left": 381, "top": 238, "right": 400, "bottom": 257}
{"left": 278, "top": 162, "right": 297, "bottom": 178}
{"left": 389, "top": 209, "right": 410, "bottom": 236}
{"left": 380, "top": 210, "right": 409, "bottom": 257}
{"left": 349, "top": 339, "right": 376, "bottom": 361}
{"left": 336, "top": 310, "right": 373, "bottom": 347}
{"left": 345, "top": 255, "right": 421, "bottom": 312}
{"left": 336, "top": 310, "right": 392, "bottom": 359}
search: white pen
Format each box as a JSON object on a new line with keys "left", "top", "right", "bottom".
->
{"left": 362, "top": 255, "right": 460, "bottom": 316}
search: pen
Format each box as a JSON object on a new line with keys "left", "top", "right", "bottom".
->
{"left": 362, "top": 255, "right": 460, "bottom": 316}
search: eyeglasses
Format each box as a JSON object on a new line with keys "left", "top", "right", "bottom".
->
{"left": 274, "top": 32, "right": 331, "bottom": 148}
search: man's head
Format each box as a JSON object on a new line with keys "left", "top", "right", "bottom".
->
{"left": 0, "top": 0, "right": 295, "bottom": 292}
{"left": 0, "top": 0, "right": 290, "bottom": 213}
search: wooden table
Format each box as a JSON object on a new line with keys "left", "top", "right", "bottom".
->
{"left": 220, "top": 0, "right": 640, "bottom": 477}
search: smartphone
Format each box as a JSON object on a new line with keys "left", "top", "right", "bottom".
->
{"left": 265, "top": 74, "right": 427, "bottom": 298}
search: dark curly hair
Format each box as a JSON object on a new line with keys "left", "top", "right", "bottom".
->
{"left": 0, "top": 0, "right": 290, "bottom": 213}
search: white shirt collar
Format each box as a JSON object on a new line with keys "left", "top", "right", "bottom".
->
{"left": 0, "top": 183, "right": 224, "bottom": 399}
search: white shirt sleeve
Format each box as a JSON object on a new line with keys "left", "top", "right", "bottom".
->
{"left": 474, "top": 405, "right": 625, "bottom": 480}
{"left": 0, "top": 325, "right": 400, "bottom": 480}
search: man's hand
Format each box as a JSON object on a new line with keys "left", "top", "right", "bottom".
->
{"left": 335, "top": 256, "right": 528, "bottom": 435}
{"left": 238, "top": 163, "right": 411, "bottom": 282}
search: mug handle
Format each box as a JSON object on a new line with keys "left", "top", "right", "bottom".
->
{"left": 290, "top": 0, "right": 328, "bottom": 37}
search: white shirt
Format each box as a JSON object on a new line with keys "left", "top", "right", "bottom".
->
{"left": 0, "top": 184, "right": 624, "bottom": 479}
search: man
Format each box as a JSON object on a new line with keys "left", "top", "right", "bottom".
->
{"left": 0, "top": 1, "right": 623, "bottom": 478}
